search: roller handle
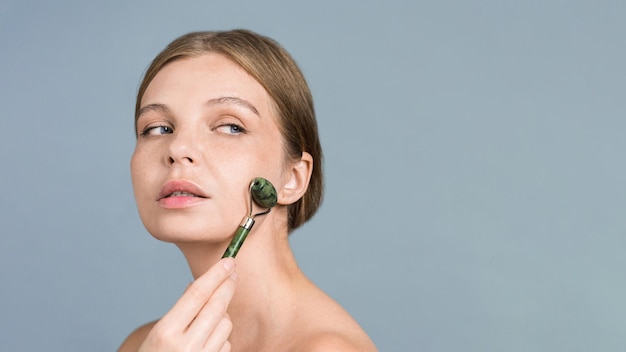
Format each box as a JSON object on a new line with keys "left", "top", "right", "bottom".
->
{"left": 222, "top": 217, "right": 255, "bottom": 258}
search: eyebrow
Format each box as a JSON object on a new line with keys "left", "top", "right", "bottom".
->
{"left": 137, "top": 103, "right": 171, "bottom": 118}
{"left": 206, "top": 96, "right": 260, "bottom": 116}
{"left": 137, "top": 96, "right": 260, "bottom": 119}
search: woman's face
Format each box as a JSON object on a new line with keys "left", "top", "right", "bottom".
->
{"left": 131, "top": 54, "right": 287, "bottom": 243}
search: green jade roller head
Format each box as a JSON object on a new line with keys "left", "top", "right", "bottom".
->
{"left": 222, "top": 177, "right": 277, "bottom": 258}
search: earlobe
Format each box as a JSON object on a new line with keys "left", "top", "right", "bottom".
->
{"left": 278, "top": 152, "right": 313, "bottom": 205}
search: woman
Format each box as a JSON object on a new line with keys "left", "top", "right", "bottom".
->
{"left": 119, "top": 29, "right": 377, "bottom": 351}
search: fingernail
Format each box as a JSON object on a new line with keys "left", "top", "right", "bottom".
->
{"left": 230, "top": 272, "right": 239, "bottom": 282}
{"left": 222, "top": 258, "right": 235, "bottom": 271}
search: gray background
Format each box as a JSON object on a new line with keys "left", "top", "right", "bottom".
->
{"left": 1, "top": 0, "right": 625, "bottom": 351}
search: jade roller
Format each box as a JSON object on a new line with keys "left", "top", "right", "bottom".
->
{"left": 222, "top": 177, "right": 277, "bottom": 258}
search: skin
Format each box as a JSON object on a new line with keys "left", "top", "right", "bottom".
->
{"left": 120, "top": 54, "right": 377, "bottom": 351}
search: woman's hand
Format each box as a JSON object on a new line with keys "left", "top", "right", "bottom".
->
{"left": 138, "top": 258, "right": 237, "bottom": 352}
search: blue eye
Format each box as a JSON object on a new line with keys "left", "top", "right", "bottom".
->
{"left": 229, "top": 125, "right": 243, "bottom": 133}
{"left": 216, "top": 123, "right": 246, "bottom": 135}
{"left": 141, "top": 125, "right": 173, "bottom": 136}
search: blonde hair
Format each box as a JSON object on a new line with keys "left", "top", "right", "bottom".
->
{"left": 135, "top": 29, "right": 323, "bottom": 231}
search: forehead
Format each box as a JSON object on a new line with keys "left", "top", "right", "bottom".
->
{"left": 141, "top": 53, "right": 274, "bottom": 115}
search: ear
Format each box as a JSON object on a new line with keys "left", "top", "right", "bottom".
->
{"left": 277, "top": 152, "right": 313, "bottom": 205}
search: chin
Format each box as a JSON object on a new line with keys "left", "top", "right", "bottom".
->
{"left": 143, "top": 216, "right": 237, "bottom": 244}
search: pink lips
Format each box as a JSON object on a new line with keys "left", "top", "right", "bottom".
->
{"left": 158, "top": 179, "right": 209, "bottom": 209}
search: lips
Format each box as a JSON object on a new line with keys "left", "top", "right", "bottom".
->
{"left": 167, "top": 191, "right": 200, "bottom": 197}
{"left": 158, "top": 180, "right": 209, "bottom": 200}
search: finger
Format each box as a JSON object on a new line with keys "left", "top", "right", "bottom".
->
{"left": 186, "top": 275, "right": 236, "bottom": 341}
{"left": 202, "top": 316, "right": 233, "bottom": 351}
{"left": 159, "top": 258, "right": 236, "bottom": 328}
{"left": 218, "top": 340, "right": 231, "bottom": 352}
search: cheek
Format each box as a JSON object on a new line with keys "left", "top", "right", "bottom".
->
{"left": 130, "top": 149, "right": 142, "bottom": 186}
{"left": 130, "top": 147, "right": 153, "bottom": 201}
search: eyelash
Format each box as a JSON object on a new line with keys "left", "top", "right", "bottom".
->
{"left": 216, "top": 123, "right": 247, "bottom": 135}
{"left": 138, "top": 123, "right": 247, "bottom": 137}
{"left": 140, "top": 125, "right": 173, "bottom": 137}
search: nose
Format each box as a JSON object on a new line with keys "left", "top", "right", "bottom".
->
{"left": 166, "top": 128, "right": 200, "bottom": 166}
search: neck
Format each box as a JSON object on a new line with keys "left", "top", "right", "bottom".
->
{"left": 176, "top": 213, "right": 304, "bottom": 350}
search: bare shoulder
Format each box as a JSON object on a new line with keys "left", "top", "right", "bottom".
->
{"left": 282, "top": 281, "right": 378, "bottom": 351}
{"left": 295, "top": 331, "right": 378, "bottom": 352}
{"left": 117, "top": 320, "right": 158, "bottom": 352}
